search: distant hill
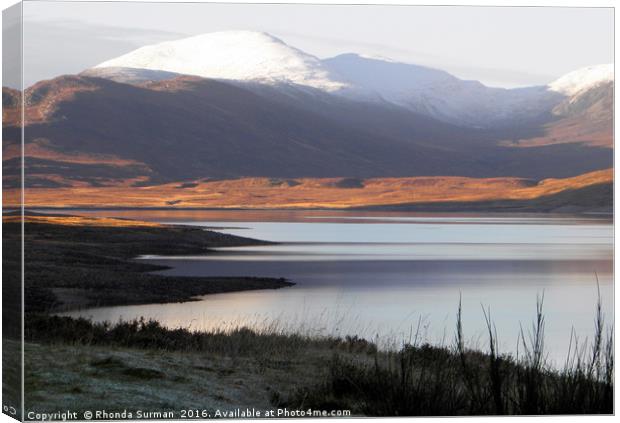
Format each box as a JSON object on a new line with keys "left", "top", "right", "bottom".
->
{"left": 90, "top": 30, "right": 612, "bottom": 129}
{"left": 2, "top": 72, "right": 612, "bottom": 190}
{"left": 2, "top": 31, "right": 612, "bottom": 210}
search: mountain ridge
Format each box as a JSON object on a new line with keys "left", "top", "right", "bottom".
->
{"left": 94, "top": 31, "right": 353, "bottom": 93}
{"left": 90, "top": 30, "right": 613, "bottom": 128}
{"left": 2, "top": 72, "right": 612, "bottom": 191}
{"left": 2, "top": 31, "right": 612, "bottom": 202}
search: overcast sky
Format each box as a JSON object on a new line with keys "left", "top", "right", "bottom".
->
{"left": 11, "top": 1, "right": 615, "bottom": 88}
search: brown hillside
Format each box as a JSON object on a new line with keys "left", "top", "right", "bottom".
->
{"left": 8, "top": 169, "right": 611, "bottom": 210}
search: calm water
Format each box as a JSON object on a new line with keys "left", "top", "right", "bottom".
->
{"left": 61, "top": 210, "right": 613, "bottom": 365}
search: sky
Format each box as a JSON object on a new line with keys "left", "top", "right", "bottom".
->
{"left": 8, "top": 1, "right": 615, "bottom": 88}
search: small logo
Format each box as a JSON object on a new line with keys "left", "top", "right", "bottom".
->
{"left": 3, "top": 405, "right": 17, "bottom": 415}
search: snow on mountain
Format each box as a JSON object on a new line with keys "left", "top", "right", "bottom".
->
{"left": 323, "top": 53, "right": 558, "bottom": 127}
{"left": 93, "top": 31, "right": 612, "bottom": 128}
{"left": 548, "top": 64, "right": 613, "bottom": 96}
{"left": 82, "top": 67, "right": 182, "bottom": 84}
{"left": 94, "top": 31, "right": 351, "bottom": 92}
{"left": 323, "top": 53, "right": 458, "bottom": 93}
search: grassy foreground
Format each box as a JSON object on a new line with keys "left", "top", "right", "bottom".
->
{"left": 24, "top": 300, "right": 613, "bottom": 416}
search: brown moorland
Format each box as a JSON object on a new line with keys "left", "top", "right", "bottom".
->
{"left": 2, "top": 214, "right": 162, "bottom": 227}
{"left": 10, "top": 168, "right": 612, "bottom": 210}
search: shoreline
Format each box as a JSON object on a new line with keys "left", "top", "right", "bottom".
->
{"left": 7, "top": 213, "right": 613, "bottom": 416}
{"left": 4, "top": 214, "right": 294, "bottom": 314}
{"left": 20, "top": 307, "right": 613, "bottom": 416}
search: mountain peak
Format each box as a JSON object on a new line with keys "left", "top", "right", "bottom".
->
{"left": 179, "top": 30, "right": 286, "bottom": 46}
{"left": 91, "top": 33, "right": 612, "bottom": 128}
{"left": 548, "top": 64, "right": 613, "bottom": 96}
{"left": 94, "top": 30, "right": 350, "bottom": 92}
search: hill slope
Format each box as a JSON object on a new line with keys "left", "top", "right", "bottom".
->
{"left": 3, "top": 74, "right": 612, "bottom": 191}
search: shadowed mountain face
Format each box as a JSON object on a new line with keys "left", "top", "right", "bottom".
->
{"left": 5, "top": 75, "right": 491, "bottom": 185}
{"left": 1, "top": 72, "right": 613, "bottom": 191}
{"left": 500, "top": 81, "right": 613, "bottom": 149}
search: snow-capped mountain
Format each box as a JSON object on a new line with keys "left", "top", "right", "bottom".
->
{"left": 94, "top": 31, "right": 351, "bottom": 93}
{"left": 548, "top": 64, "right": 613, "bottom": 96}
{"left": 6, "top": 31, "right": 612, "bottom": 191}
{"left": 323, "top": 53, "right": 560, "bottom": 127}
{"left": 91, "top": 30, "right": 613, "bottom": 128}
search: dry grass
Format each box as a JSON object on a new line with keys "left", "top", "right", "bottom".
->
{"left": 6, "top": 168, "right": 612, "bottom": 209}
{"left": 285, "top": 296, "right": 614, "bottom": 415}
{"left": 23, "top": 292, "right": 614, "bottom": 416}
{"left": 502, "top": 115, "right": 612, "bottom": 148}
{"left": 3, "top": 138, "right": 145, "bottom": 166}
{"left": 2, "top": 215, "right": 162, "bottom": 228}
{"left": 22, "top": 340, "right": 335, "bottom": 415}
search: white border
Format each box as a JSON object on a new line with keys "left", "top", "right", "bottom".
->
{"left": 0, "top": 1, "right": 616, "bottom": 423}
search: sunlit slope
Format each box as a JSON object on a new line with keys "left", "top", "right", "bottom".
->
{"left": 12, "top": 169, "right": 611, "bottom": 211}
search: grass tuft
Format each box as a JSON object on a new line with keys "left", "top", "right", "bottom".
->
{"left": 283, "top": 295, "right": 613, "bottom": 415}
